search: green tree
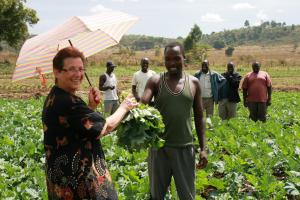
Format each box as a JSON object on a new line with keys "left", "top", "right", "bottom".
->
{"left": 184, "top": 24, "right": 202, "bottom": 51}
{"left": 186, "top": 44, "right": 210, "bottom": 64}
{"left": 0, "top": 0, "right": 39, "bottom": 47}
{"left": 190, "top": 24, "right": 202, "bottom": 43}
{"left": 183, "top": 35, "right": 193, "bottom": 51}
{"left": 213, "top": 40, "right": 225, "bottom": 49}
{"left": 244, "top": 20, "right": 250, "bottom": 27}
{"left": 225, "top": 46, "right": 235, "bottom": 57}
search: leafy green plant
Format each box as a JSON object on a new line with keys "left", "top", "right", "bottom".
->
{"left": 116, "top": 104, "right": 165, "bottom": 151}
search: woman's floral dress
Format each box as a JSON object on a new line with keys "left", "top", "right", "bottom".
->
{"left": 42, "top": 86, "right": 118, "bottom": 200}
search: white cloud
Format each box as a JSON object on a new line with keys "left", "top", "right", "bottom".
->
{"left": 276, "top": 9, "right": 284, "bottom": 13}
{"left": 90, "top": 0, "right": 98, "bottom": 2}
{"left": 253, "top": 10, "right": 268, "bottom": 26}
{"left": 110, "top": 0, "right": 140, "bottom": 2}
{"left": 186, "top": 0, "right": 195, "bottom": 3}
{"left": 90, "top": 4, "right": 112, "bottom": 13}
{"left": 232, "top": 3, "right": 255, "bottom": 10}
{"left": 201, "top": 13, "right": 224, "bottom": 23}
{"left": 256, "top": 10, "right": 268, "bottom": 21}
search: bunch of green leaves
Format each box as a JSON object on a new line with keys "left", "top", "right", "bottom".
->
{"left": 116, "top": 104, "right": 165, "bottom": 151}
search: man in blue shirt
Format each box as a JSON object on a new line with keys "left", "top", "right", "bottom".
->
{"left": 218, "top": 62, "right": 242, "bottom": 120}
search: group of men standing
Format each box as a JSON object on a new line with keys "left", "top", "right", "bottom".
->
{"left": 195, "top": 59, "right": 272, "bottom": 122}
{"left": 98, "top": 42, "right": 272, "bottom": 199}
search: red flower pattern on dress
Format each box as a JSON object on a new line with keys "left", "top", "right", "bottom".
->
{"left": 81, "top": 117, "right": 94, "bottom": 130}
{"left": 61, "top": 187, "right": 74, "bottom": 200}
{"left": 97, "top": 175, "right": 105, "bottom": 185}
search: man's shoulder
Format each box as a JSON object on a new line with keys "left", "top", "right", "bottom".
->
{"left": 133, "top": 70, "right": 141, "bottom": 76}
{"left": 149, "top": 70, "right": 156, "bottom": 74}
{"left": 188, "top": 74, "right": 199, "bottom": 82}
{"left": 245, "top": 71, "right": 253, "bottom": 77}
{"left": 194, "top": 70, "right": 201, "bottom": 77}
{"left": 100, "top": 73, "right": 106, "bottom": 79}
{"left": 259, "top": 71, "right": 269, "bottom": 75}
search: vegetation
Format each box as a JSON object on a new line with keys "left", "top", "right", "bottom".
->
{"left": 225, "top": 46, "right": 235, "bottom": 57}
{"left": 202, "top": 21, "right": 300, "bottom": 47}
{"left": 0, "top": 92, "right": 299, "bottom": 199}
{"left": 184, "top": 24, "right": 202, "bottom": 51}
{"left": 120, "top": 35, "right": 179, "bottom": 51}
{"left": 0, "top": 0, "right": 39, "bottom": 48}
{"left": 116, "top": 104, "right": 165, "bottom": 151}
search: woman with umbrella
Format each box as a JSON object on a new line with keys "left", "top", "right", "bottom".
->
{"left": 42, "top": 47, "right": 137, "bottom": 199}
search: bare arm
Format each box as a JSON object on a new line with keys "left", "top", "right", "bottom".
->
{"left": 98, "top": 95, "right": 138, "bottom": 137}
{"left": 192, "top": 77, "right": 206, "bottom": 151}
{"left": 267, "top": 86, "right": 272, "bottom": 106}
{"left": 99, "top": 75, "right": 113, "bottom": 91}
{"left": 132, "top": 85, "right": 139, "bottom": 101}
{"left": 191, "top": 76, "right": 208, "bottom": 169}
{"left": 141, "top": 74, "right": 160, "bottom": 104}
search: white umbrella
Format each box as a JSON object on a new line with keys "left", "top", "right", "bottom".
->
{"left": 12, "top": 10, "right": 139, "bottom": 82}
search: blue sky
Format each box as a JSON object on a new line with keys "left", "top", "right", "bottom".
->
{"left": 26, "top": 0, "right": 300, "bottom": 38}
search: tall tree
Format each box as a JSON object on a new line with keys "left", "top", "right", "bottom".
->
{"left": 190, "top": 24, "right": 202, "bottom": 43}
{"left": 183, "top": 35, "right": 193, "bottom": 51}
{"left": 0, "top": 0, "right": 39, "bottom": 47}
{"left": 184, "top": 24, "right": 202, "bottom": 51}
{"left": 244, "top": 20, "right": 250, "bottom": 27}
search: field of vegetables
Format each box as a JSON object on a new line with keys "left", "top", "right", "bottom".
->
{"left": 0, "top": 91, "right": 299, "bottom": 199}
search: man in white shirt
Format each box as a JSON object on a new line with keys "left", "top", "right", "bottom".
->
{"left": 99, "top": 61, "right": 119, "bottom": 115}
{"left": 132, "top": 58, "right": 156, "bottom": 102}
{"left": 194, "top": 60, "right": 225, "bottom": 117}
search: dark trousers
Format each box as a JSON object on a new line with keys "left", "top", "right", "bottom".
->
{"left": 247, "top": 102, "right": 267, "bottom": 122}
{"left": 148, "top": 146, "right": 195, "bottom": 200}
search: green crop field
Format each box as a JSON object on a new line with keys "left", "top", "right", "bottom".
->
{"left": 0, "top": 92, "right": 299, "bottom": 199}
{"left": 0, "top": 46, "right": 300, "bottom": 199}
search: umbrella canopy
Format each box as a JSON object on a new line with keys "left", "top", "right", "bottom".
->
{"left": 12, "top": 10, "right": 139, "bottom": 82}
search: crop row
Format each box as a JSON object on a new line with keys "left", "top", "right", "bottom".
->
{"left": 0, "top": 92, "right": 299, "bottom": 199}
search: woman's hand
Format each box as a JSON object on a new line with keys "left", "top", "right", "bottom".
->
{"left": 88, "top": 87, "right": 101, "bottom": 110}
{"left": 120, "top": 95, "right": 139, "bottom": 111}
{"left": 98, "top": 94, "right": 138, "bottom": 138}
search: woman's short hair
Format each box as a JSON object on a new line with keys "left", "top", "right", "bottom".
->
{"left": 53, "top": 47, "right": 85, "bottom": 70}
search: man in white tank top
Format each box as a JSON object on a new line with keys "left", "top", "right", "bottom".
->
{"left": 99, "top": 61, "right": 119, "bottom": 115}
{"left": 132, "top": 58, "right": 156, "bottom": 102}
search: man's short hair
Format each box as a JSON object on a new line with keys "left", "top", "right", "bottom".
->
{"left": 227, "top": 62, "right": 235, "bottom": 68}
{"left": 252, "top": 61, "right": 260, "bottom": 67}
{"left": 164, "top": 42, "right": 185, "bottom": 58}
{"left": 201, "top": 59, "right": 209, "bottom": 67}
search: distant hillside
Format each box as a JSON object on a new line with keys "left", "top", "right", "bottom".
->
{"left": 1, "top": 22, "right": 300, "bottom": 52}
{"left": 201, "top": 22, "right": 300, "bottom": 47}
{"left": 120, "top": 22, "right": 300, "bottom": 50}
{"left": 119, "top": 35, "right": 181, "bottom": 50}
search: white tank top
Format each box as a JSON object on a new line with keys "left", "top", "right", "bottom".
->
{"left": 103, "top": 73, "right": 118, "bottom": 100}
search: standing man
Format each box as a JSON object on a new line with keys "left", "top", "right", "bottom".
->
{"left": 99, "top": 61, "right": 119, "bottom": 115}
{"left": 218, "top": 62, "right": 242, "bottom": 120}
{"left": 141, "top": 42, "right": 208, "bottom": 200}
{"left": 132, "top": 57, "right": 156, "bottom": 102}
{"left": 194, "top": 60, "right": 225, "bottom": 118}
{"left": 242, "top": 61, "right": 272, "bottom": 122}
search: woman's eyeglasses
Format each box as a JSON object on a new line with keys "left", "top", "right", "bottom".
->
{"left": 61, "top": 67, "right": 85, "bottom": 73}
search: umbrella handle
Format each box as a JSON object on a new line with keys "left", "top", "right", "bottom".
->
{"left": 84, "top": 72, "right": 92, "bottom": 87}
